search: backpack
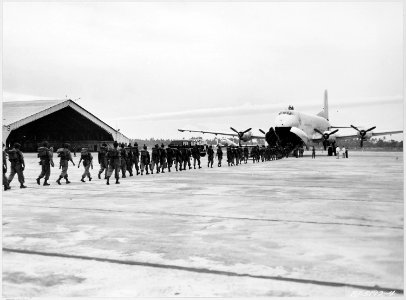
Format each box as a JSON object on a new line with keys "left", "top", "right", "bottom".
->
{"left": 57, "top": 148, "right": 67, "bottom": 159}
{"left": 8, "top": 149, "right": 19, "bottom": 161}
{"left": 81, "top": 148, "right": 90, "bottom": 159}
{"left": 37, "top": 147, "right": 49, "bottom": 159}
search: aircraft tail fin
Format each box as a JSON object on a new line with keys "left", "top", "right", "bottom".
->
{"left": 317, "top": 90, "right": 329, "bottom": 120}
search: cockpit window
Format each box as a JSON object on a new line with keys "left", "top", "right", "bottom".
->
{"left": 278, "top": 111, "right": 293, "bottom": 115}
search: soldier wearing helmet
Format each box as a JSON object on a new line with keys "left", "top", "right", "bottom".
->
{"left": 106, "top": 141, "right": 121, "bottom": 184}
{"left": 56, "top": 143, "right": 75, "bottom": 185}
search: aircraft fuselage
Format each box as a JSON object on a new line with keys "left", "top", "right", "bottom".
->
{"left": 274, "top": 110, "right": 331, "bottom": 147}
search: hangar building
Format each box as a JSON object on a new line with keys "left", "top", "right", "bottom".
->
{"left": 2, "top": 99, "right": 130, "bottom": 152}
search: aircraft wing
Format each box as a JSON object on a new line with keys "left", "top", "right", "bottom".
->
{"left": 178, "top": 128, "right": 265, "bottom": 139}
{"left": 334, "top": 130, "right": 403, "bottom": 140}
{"left": 179, "top": 129, "right": 237, "bottom": 137}
{"left": 371, "top": 130, "right": 403, "bottom": 137}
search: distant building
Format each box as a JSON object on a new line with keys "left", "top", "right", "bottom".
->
{"left": 2, "top": 99, "right": 130, "bottom": 151}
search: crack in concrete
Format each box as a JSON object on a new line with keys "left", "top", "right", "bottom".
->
{"left": 3, "top": 247, "right": 403, "bottom": 294}
{"left": 4, "top": 204, "right": 402, "bottom": 229}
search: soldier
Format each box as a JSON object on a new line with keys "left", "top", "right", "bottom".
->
{"left": 133, "top": 142, "right": 140, "bottom": 175}
{"left": 238, "top": 147, "right": 243, "bottom": 164}
{"left": 97, "top": 143, "right": 108, "bottom": 179}
{"left": 106, "top": 141, "right": 121, "bottom": 184}
{"left": 243, "top": 146, "right": 249, "bottom": 163}
{"left": 3, "top": 143, "right": 10, "bottom": 190}
{"left": 151, "top": 144, "right": 160, "bottom": 174}
{"left": 78, "top": 147, "right": 93, "bottom": 182}
{"left": 7, "top": 142, "right": 26, "bottom": 188}
{"left": 191, "top": 145, "right": 202, "bottom": 169}
{"left": 166, "top": 146, "right": 174, "bottom": 172}
{"left": 226, "top": 146, "right": 232, "bottom": 166}
{"left": 159, "top": 143, "right": 167, "bottom": 173}
{"left": 251, "top": 146, "right": 257, "bottom": 163}
{"left": 207, "top": 145, "right": 214, "bottom": 168}
{"left": 140, "top": 144, "right": 150, "bottom": 175}
{"left": 234, "top": 147, "right": 239, "bottom": 166}
{"left": 56, "top": 143, "right": 75, "bottom": 185}
{"left": 126, "top": 143, "right": 134, "bottom": 176}
{"left": 120, "top": 143, "right": 128, "bottom": 178}
{"left": 216, "top": 145, "right": 223, "bottom": 167}
{"left": 175, "top": 148, "right": 183, "bottom": 171}
{"left": 184, "top": 147, "right": 192, "bottom": 170}
{"left": 260, "top": 145, "right": 266, "bottom": 162}
{"left": 256, "top": 145, "right": 261, "bottom": 162}
{"left": 36, "top": 141, "right": 54, "bottom": 186}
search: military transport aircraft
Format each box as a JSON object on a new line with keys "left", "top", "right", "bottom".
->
{"left": 178, "top": 90, "right": 403, "bottom": 150}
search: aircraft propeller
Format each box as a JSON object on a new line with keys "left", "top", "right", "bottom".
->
{"left": 259, "top": 129, "right": 266, "bottom": 135}
{"left": 350, "top": 125, "right": 376, "bottom": 147}
{"left": 314, "top": 128, "right": 339, "bottom": 150}
{"left": 230, "top": 127, "right": 252, "bottom": 146}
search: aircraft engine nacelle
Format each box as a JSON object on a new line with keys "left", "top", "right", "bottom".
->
{"left": 241, "top": 131, "right": 252, "bottom": 142}
{"left": 350, "top": 125, "right": 376, "bottom": 147}
{"left": 323, "top": 130, "right": 337, "bottom": 142}
{"left": 356, "top": 131, "right": 373, "bottom": 140}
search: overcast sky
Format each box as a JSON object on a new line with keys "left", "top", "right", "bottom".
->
{"left": 3, "top": 1, "right": 404, "bottom": 140}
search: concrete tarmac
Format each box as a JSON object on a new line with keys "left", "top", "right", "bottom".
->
{"left": 2, "top": 151, "right": 403, "bottom": 297}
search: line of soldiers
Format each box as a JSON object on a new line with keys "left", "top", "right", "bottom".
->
{"left": 2, "top": 141, "right": 288, "bottom": 190}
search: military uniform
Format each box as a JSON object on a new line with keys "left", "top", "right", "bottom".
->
{"left": 226, "top": 146, "right": 232, "bottom": 166}
{"left": 191, "top": 145, "right": 201, "bottom": 169}
{"left": 159, "top": 144, "right": 167, "bottom": 173}
{"left": 56, "top": 144, "right": 75, "bottom": 184}
{"left": 106, "top": 142, "right": 121, "bottom": 184}
{"left": 3, "top": 145, "right": 10, "bottom": 190}
{"left": 207, "top": 146, "right": 214, "bottom": 168}
{"left": 216, "top": 146, "right": 223, "bottom": 167}
{"left": 133, "top": 143, "right": 140, "bottom": 175}
{"left": 126, "top": 144, "right": 134, "bottom": 176}
{"left": 7, "top": 143, "right": 26, "bottom": 188}
{"left": 151, "top": 144, "right": 160, "bottom": 174}
{"left": 166, "top": 147, "right": 174, "bottom": 172}
{"left": 79, "top": 148, "right": 93, "bottom": 182}
{"left": 243, "top": 146, "right": 249, "bottom": 163}
{"left": 120, "top": 144, "right": 128, "bottom": 178}
{"left": 98, "top": 143, "right": 108, "bottom": 179}
{"left": 174, "top": 148, "right": 182, "bottom": 171}
{"left": 36, "top": 142, "right": 54, "bottom": 186}
{"left": 140, "top": 145, "right": 150, "bottom": 175}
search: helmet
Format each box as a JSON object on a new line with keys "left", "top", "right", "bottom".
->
{"left": 134, "top": 142, "right": 138, "bottom": 147}
{"left": 42, "top": 141, "right": 49, "bottom": 147}
{"left": 143, "top": 144, "right": 147, "bottom": 150}
{"left": 13, "top": 142, "right": 21, "bottom": 149}
{"left": 161, "top": 143, "right": 165, "bottom": 148}
{"left": 102, "top": 143, "right": 107, "bottom": 147}
{"left": 113, "top": 141, "right": 119, "bottom": 148}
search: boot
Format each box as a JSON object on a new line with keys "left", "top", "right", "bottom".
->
{"left": 89, "top": 177, "right": 92, "bottom": 181}
{"left": 141, "top": 171, "right": 143, "bottom": 176}
{"left": 98, "top": 172, "right": 101, "bottom": 179}
{"left": 36, "top": 178, "right": 41, "bottom": 185}
{"left": 43, "top": 180, "right": 50, "bottom": 186}
{"left": 106, "top": 177, "right": 110, "bottom": 185}
{"left": 115, "top": 179, "right": 120, "bottom": 184}
{"left": 168, "top": 168, "right": 171, "bottom": 172}
{"left": 81, "top": 177, "right": 85, "bottom": 182}
{"left": 56, "top": 176, "right": 62, "bottom": 185}
{"left": 65, "top": 178, "right": 71, "bottom": 184}
{"left": 20, "top": 184, "right": 27, "bottom": 188}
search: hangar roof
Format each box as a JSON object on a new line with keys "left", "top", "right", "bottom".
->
{"left": 2, "top": 99, "right": 130, "bottom": 143}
